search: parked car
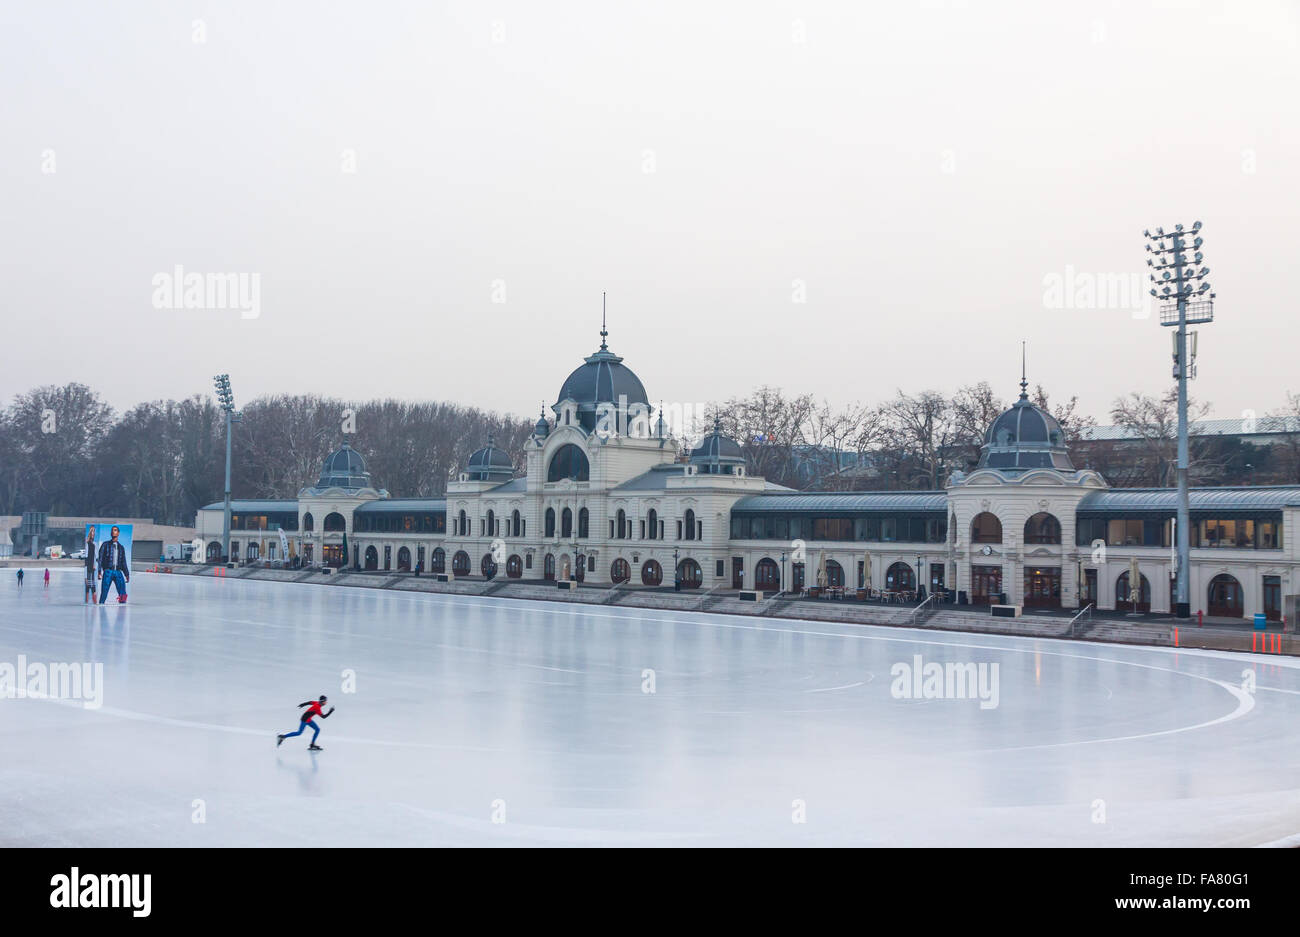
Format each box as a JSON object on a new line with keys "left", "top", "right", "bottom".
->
{"left": 70, "top": 549, "right": 87, "bottom": 560}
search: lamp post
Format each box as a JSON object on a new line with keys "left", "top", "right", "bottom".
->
{"left": 781, "top": 550, "right": 787, "bottom": 592}
{"left": 213, "top": 374, "right": 241, "bottom": 565}
{"left": 1144, "top": 222, "right": 1213, "bottom": 619}
{"left": 916, "top": 554, "right": 923, "bottom": 600}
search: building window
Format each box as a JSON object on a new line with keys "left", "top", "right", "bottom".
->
{"left": 647, "top": 509, "right": 657, "bottom": 539}
{"left": 578, "top": 508, "right": 589, "bottom": 538}
{"left": 970, "top": 512, "right": 1002, "bottom": 544}
{"left": 562, "top": 507, "right": 573, "bottom": 538}
{"left": 545, "top": 508, "right": 556, "bottom": 538}
{"left": 1024, "top": 512, "right": 1061, "bottom": 545}
{"left": 684, "top": 510, "right": 696, "bottom": 541}
{"left": 547, "top": 444, "right": 590, "bottom": 482}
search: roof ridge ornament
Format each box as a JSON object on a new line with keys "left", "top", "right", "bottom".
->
{"left": 1019, "top": 340, "right": 1029, "bottom": 401}
{"left": 600, "top": 291, "right": 608, "bottom": 351}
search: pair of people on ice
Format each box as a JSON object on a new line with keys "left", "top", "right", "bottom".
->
{"left": 278, "top": 695, "right": 334, "bottom": 751}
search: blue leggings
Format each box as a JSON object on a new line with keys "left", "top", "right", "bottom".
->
{"left": 283, "top": 719, "right": 319, "bottom": 743}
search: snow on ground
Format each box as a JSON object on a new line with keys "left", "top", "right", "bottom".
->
{"left": 0, "top": 569, "right": 1296, "bottom": 846}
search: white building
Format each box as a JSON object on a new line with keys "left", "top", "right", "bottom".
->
{"left": 197, "top": 329, "right": 1300, "bottom": 621}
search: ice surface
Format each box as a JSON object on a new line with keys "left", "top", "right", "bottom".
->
{"left": 1, "top": 569, "right": 1297, "bottom": 846}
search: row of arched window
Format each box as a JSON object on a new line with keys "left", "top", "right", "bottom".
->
{"left": 968, "top": 511, "right": 1061, "bottom": 545}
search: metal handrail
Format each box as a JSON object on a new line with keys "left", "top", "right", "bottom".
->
{"left": 909, "top": 592, "right": 940, "bottom": 626}
{"left": 1068, "top": 603, "right": 1094, "bottom": 637}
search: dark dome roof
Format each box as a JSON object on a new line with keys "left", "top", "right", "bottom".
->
{"left": 316, "top": 442, "right": 372, "bottom": 489}
{"left": 554, "top": 328, "right": 649, "bottom": 432}
{"left": 466, "top": 436, "right": 514, "bottom": 482}
{"left": 977, "top": 383, "right": 1075, "bottom": 473}
{"left": 690, "top": 419, "right": 746, "bottom": 473}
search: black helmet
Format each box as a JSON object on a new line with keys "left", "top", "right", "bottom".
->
{"left": 319, "top": 695, "right": 327, "bottom": 702}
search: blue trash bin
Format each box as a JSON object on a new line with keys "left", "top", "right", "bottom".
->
{"left": 1254, "top": 612, "right": 1267, "bottom": 630}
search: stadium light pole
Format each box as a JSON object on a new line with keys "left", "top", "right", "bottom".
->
{"left": 1144, "top": 222, "right": 1214, "bottom": 620}
{"left": 213, "top": 374, "right": 240, "bottom": 564}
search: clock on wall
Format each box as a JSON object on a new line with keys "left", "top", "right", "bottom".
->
{"left": 981, "top": 545, "right": 993, "bottom": 556}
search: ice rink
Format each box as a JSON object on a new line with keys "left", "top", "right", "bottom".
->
{"left": 2, "top": 569, "right": 1298, "bottom": 847}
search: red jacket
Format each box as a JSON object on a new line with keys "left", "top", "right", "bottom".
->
{"left": 300, "top": 701, "right": 325, "bottom": 722}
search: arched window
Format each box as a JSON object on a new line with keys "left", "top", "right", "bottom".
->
{"left": 544, "top": 554, "right": 556, "bottom": 581}
{"left": 616, "top": 509, "right": 627, "bottom": 539}
{"left": 825, "top": 560, "right": 845, "bottom": 588}
{"left": 452, "top": 550, "right": 471, "bottom": 576}
{"left": 1117, "top": 570, "right": 1151, "bottom": 612}
{"left": 756, "top": 558, "right": 781, "bottom": 590}
{"left": 364, "top": 546, "right": 379, "bottom": 570}
{"left": 458, "top": 510, "right": 467, "bottom": 536}
{"left": 971, "top": 512, "right": 1002, "bottom": 544}
{"left": 641, "top": 559, "right": 663, "bottom": 586}
{"left": 431, "top": 548, "right": 445, "bottom": 573}
{"left": 545, "top": 508, "right": 556, "bottom": 538}
{"left": 396, "top": 547, "right": 411, "bottom": 571}
{"left": 646, "top": 509, "right": 657, "bottom": 540}
{"left": 1024, "top": 512, "right": 1061, "bottom": 545}
{"left": 486, "top": 510, "right": 495, "bottom": 537}
{"left": 561, "top": 507, "right": 573, "bottom": 538}
{"left": 578, "top": 507, "right": 589, "bottom": 538}
{"left": 323, "top": 512, "right": 346, "bottom": 532}
{"left": 302, "top": 512, "right": 314, "bottom": 532}
{"left": 611, "top": 558, "right": 630, "bottom": 583}
{"left": 547, "top": 444, "right": 590, "bottom": 482}
{"left": 677, "top": 558, "right": 703, "bottom": 589}
{"left": 1208, "top": 573, "right": 1243, "bottom": 618}
{"left": 684, "top": 509, "right": 696, "bottom": 541}
{"left": 885, "top": 561, "right": 915, "bottom": 591}
{"left": 506, "top": 555, "right": 522, "bottom": 578}
{"left": 511, "top": 510, "right": 521, "bottom": 537}
{"left": 481, "top": 554, "right": 498, "bottom": 579}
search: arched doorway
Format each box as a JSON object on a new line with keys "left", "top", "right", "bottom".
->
{"left": 610, "top": 558, "right": 630, "bottom": 584}
{"left": 574, "top": 554, "right": 585, "bottom": 582}
{"left": 755, "top": 557, "right": 781, "bottom": 590}
{"left": 1116, "top": 571, "right": 1151, "bottom": 613}
{"left": 396, "top": 546, "right": 411, "bottom": 571}
{"left": 364, "top": 546, "right": 378, "bottom": 570}
{"left": 506, "top": 555, "right": 522, "bottom": 578}
{"left": 543, "top": 554, "right": 556, "bottom": 581}
{"left": 452, "top": 550, "right": 471, "bottom": 576}
{"left": 430, "top": 548, "right": 445, "bottom": 573}
{"left": 1208, "top": 574, "right": 1243, "bottom": 618}
{"left": 886, "top": 561, "right": 916, "bottom": 592}
{"left": 324, "top": 512, "right": 346, "bottom": 532}
{"left": 481, "top": 554, "right": 498, "bottom": 579}
{"left": 641, "top": 559, "right": 663, "bottom": 586}
{"left": 677, "top": 558, "right": 703, "bottom": 589}
{"left": 1024, "top": 512, "right": 1061, "bottom": 544}
{"left": 825, "top": 560, "right": 844, "bottom": 588}
{"left": 206, "top": 541, "right": 221, "bottom": 563}
{"left": 560, "top": 553, "right": 572, "bottom": 581}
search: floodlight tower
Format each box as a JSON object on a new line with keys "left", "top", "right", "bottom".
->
{"left": 213, "top": 374, "right": 240, "bottom": 564}
{"left": 1143, "top": 222, "right": 1214, "bottom": 619}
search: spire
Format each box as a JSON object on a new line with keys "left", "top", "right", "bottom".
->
{"left": 600, "top": 292, "right": 608, "bottom": 351}
{"left": 657, "top": 400, "right": 667, "bottom": 438}
{"left": 1019, "top": 341, "right": 1029, "bottom": 400}
{"left": 487, "top": 432, "right": 496, "bottom": 449}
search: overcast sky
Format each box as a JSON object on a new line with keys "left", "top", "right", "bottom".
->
{"left": 2, "top": 0, "right": 1297, "bottom": 427}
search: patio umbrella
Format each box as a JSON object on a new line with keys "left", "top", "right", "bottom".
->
{"left": 341, "top": 532, "right": 349, "bottom": 568}
{"left": 815, "top": 551, "right": 826, "bottom": 588}
{"left": 862, "top": 552, "right": 872, "bottom": 590}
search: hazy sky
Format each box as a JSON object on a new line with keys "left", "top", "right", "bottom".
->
{"left": 2, "top": 0, "right": 1297, "bottom": 426}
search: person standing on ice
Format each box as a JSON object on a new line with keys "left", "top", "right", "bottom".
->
{"left": 97, "top": 525, "right": 130, "bottom": 604}
{"left": 277, "top": 695, "right": 334, "bottom": 751}
{"left": 43, "top": 568, "right": 50, "bottom": 589}
{"left": 15, "top": 568, "right": 23, "bottom": 589}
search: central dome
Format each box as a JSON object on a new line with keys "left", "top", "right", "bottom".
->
{"left": 977, "top": 379, "right": 1074, "bottom": 473}
{"left": 316, "top": 442, "right": 371, "bottom": 489}
{"left": 554, "top": 326, "right": 649, "bottom": 432}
